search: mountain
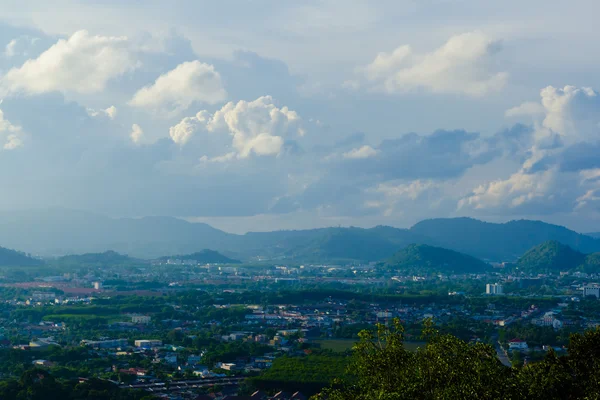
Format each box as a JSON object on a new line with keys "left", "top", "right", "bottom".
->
{"left": 158, "top": 249, "right": 241, "bottom": 264}
{"left": 587, "top": 232, "right": 600, "bottom": 239}
{"left": 0, "top": 209, "right": 232, "bottom": 258}
{"left": 280, "top": 227, "right": 433, "bottom": 263}
{"left": 0, "top": 246, "right": 43, "bottom": 267}
{"left": 516, "top": 241, "right": 586, "bottom": 272}
{"left": 581, "top": 252, "right": 600, "bottom": 273}
{"left": 385, "top": 244, "right": 489, "bottom": 273}
{"left": 54, "top": 251, "right": 141, "bottom": 267}
{"left": 410, "top": 218, "right": 600, "bottom": 261}
{"left": 1, "top": 209, "right": 600, "bottom": 263}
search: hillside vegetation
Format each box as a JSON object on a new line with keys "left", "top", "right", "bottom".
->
{"left": 385, "top": 244, "right": 489, "bottom": 273}
{"left": 0, "top": 246, "right": 42, "bottom": 267}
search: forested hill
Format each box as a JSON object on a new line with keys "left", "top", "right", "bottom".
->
{"left": 384, "top": 244, "right": 490, "bottom": 273}
{"left": 0, "top": 246, "right": 42, "bottom": 266}
{"left": 54, "top": 251, "right": 140, "bottom": 267}
{"left": 516, "top": 240, "right": 600, "bottom": 273}
{"left": 410, "top": 217, "right": 600, "bottom": 260}
{"left": 158, "top": 249, "right": 241, "bottom": 264}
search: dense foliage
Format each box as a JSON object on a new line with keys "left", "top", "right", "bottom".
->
{"left": 317, "top": 319, "right": 600, "bottom": 400}
{"left": 0, "top": 246, "right": 42, "bottom": 267}
{"left": 385, "top": 244, "right": 490, "bottom": 273}
{"left": 0, "top": 369, "right": 148, "bottom": 400}
{"left": 516, "top": 240, "right": 600, "bottom": 273}
{"left": 54, "top": 251, "right": 139, "bottom": 268}
{"left": 251, "top": 354, "right": 348, "bottom": 395}
{"left": 517, "top": 241, "right": 586, "bottom": 272}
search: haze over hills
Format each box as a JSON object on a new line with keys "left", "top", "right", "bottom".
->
{"left": 410, "top": 218, "right": 600, "bottom": 260}
{"left": 1, "top": 209, "right": 600, "bottom": 263}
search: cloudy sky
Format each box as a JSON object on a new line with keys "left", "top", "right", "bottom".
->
{"left": 0, "top": 1, "right": 599, "bottom": 233}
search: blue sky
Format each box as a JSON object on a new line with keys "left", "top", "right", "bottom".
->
{"left": 0, "top": 1, "right": 599, "bottom": 233}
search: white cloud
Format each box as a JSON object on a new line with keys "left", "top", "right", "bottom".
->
{"left": 87, "top": 105, "right": 118, "bottom": 120}
{"left": 0, "top": 109, "right": 23, "bottom": 150}
{"left": 129, "top": 61, "right": 227, "bottom": 115}
{"left": 359, "top": 32, "right": 508, "bottom": 96}
{"left": 130, "top": 123, "right": 143, "bottom": 144}
{"left": 507, "top": 86, "right": 599, "bottom": 144}
{"left": 459, "top": 168, "right": 558, "bottom": 210}
{"left": 170, "top": 96, "right": 303, "bottom": 159}
{"left": 4, "top": 39, "right": 17, "bottom": 58}
{"left": 1, "top": 30, "right": 137, "bottom": 95}
{"left": 505, "top": 101, "right": 545, "bottom": 118}
{"left": 342, "top": 145, "right": 378, "bottom": 159}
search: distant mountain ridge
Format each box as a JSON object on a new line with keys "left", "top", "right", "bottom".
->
{"left": 1, "top": 209, "right": 600, "bottom": 262}
{"left": 410, "top": 218, "right": 600, "bottom": 260}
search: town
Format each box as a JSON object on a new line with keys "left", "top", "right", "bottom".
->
{"left": 0, "top": 257, "right": 599, "bottom": 399}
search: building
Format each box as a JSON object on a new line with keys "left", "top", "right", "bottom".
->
{"left": 93, "top": 282, "right": 102, "bottom": 290}
{"left": 583, "top": 286, "right": 600, "bottom": 299}
{"left": 134, "top": 339, "right": 162, "bottom": 349}
{"left": 508, "top": 339, "right": 528, "bottom": 350}
{"left": 32, "top": 292, "right": 56, "bottom": 301}
{"left": 131, "top": 315, "right": 151, "bottom": 324}
{"left": 81, "top": 339, "right": 128, "bottom": 349}
{"left": 486, "top": 283, "right": 503, "bottom": 295}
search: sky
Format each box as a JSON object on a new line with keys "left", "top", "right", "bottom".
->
{"left": 0, "top": 1, "right": 599, "bottom": 233}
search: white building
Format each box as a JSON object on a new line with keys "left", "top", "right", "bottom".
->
{"left": 131, "top": 315, "right": 151, "bottom": 324}
{"left": 486, "top": 283, "right": 503, "bottom": 295}
{"left": 93, "top": 282, "right": 102, "bottom": 290}
{"left": 32, "top": 292, "right": 56, "bottom": 301}
{"left": 508, "top": 339, "right": 528, "bottom": 350}
{"left": 583, "top": 286, "right": 600, "bottom": 299}
{"left": 134, "top": 339, "right": 162, "bottom": 348}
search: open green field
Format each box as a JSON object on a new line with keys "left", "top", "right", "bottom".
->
{"left": 315, "top": 339, "right": 426, "bottom": 352}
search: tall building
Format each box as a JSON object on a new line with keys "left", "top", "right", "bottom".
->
{"left": 583, "top": 286, "right": 600, "bottom": 299}
{"left": 486, "top": 283, "right": 503, "bottom": 295}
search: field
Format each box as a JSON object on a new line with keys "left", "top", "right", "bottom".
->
{"left": 315, "top": 339, "right": 426, "bottom": 352}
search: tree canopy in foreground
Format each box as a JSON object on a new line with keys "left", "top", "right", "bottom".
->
{"left": 314, "top": 319, "right": 600, "bottom": 400}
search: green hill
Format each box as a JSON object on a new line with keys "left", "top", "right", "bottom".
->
{"left": 159, "top": 249, "right": 241, "bottom": 264}
{"left": 385, "top": 244, "right": 489, "bottom": 273}
{"left": 516, "top": 241, "right": 586, "bottom": 272}
{"left": 0, "top": 246, "right": 42, "bottom": 266}
{"left": 55, "top": 251, "right": 140, "bottom": 267}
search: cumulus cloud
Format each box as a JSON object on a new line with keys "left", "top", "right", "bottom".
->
{"left": 1, "top": 30, "right": 137, "bottom": 95}
{"left": 130, "top": 123, "right": 143, "bottom": 144}
{"left": 459, "top": 168, "right": 561, "bottom": 212}
{"left": 87, "top": 105, "right": 117, "bottom": 120}
{"left": 170, "top": 96, "right": 304, "bottom": 159}
{"left": 461, "top": 85, "right": 600, "bottom": 214}
{"left": 359, "top": 32, "right": 508, "bottom": 96}
{"left": 343, "top": 145, "right": 378, "bottom": 159}
{"left": 0, "top": 109, "right": 23, "bottom": 150}
{"left": 129, "top": 61, "right": 227, "bottom": 115}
